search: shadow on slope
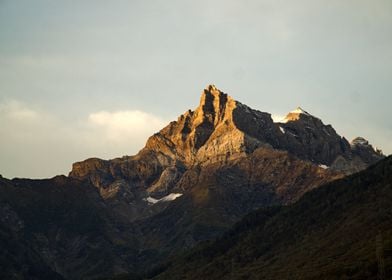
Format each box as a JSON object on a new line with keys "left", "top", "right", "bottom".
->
{"left": 150, "top": 156, "right": 392, "bottom": 280}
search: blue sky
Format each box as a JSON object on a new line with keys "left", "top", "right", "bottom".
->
{"left": 1, "top": 0, "right": 391, "bottom": 178}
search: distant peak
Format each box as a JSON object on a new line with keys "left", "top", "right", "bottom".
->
{"left": 350, "top": 137, "right": 384, "bottom": 156}
{"left": 351, "top": 137, "right": 369, "bottom": 146}
{"left": 290, "top": 107, "right": 311, "bottom": 116}
{"left": 281, "top": 107, "right": 314, "bottom": 123}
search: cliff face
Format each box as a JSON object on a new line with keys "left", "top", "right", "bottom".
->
{"left": 143, "top": 85, "right": 260, "bottom": 165}
{"left": 144, "top": 85, "right": 284, "bottom": 166}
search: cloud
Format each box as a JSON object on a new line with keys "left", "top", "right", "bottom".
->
{"left": 0, "top": 100, "right": 41, "bottom": 121}
{"left": 88, "top": 110, "right": 166, "bottom": 142}
{"left": 0, "top": 100, "right": 168, "bottom": 179}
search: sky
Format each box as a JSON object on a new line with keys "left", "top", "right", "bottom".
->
{"left": 0, "top": 0, "right": 391, "bottom": 178}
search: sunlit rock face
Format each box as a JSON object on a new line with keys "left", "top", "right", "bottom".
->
{"left": 143, "top": 85, "right": 250, "bottom": 165}
{"left": 143, "top": 85, "right": 383, "bottom": 170}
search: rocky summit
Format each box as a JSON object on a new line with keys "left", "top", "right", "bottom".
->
{"left": 140, "top": 85, "right": 382, "bottom": 170}
{"left": 0, "top": 85, "right": 385, "bottom": 280}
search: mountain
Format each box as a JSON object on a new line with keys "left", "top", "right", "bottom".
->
{"left": 0, "top": 85, "right": 384, "bottom": 279}
{"left": 69, "top": 85, "right": 382, "bottom": 220}
{"left": 150, "top": 156, "right": 392, "bottom": 280}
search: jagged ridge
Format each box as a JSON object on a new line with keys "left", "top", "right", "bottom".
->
{"left": 143, "top": 85, "right": 383, "bottom": 170}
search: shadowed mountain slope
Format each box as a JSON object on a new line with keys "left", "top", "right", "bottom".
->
{"left": 151, "top": 156, "right": 392, "bottom": 280}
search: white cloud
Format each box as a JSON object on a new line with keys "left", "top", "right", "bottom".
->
{"left": 0, "top": 100, "right": 168, "bottom": 179}
{"left": 88, "top": 110, "right": 166, "bottom": 142}
{"left": 0, "top": 100, "right": 41, "bottom": 121}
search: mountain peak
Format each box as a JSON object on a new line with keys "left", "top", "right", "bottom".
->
{"left": 205, "top": 84, "right": 219, "bottom": 92}
{"left": 351, "top": 137, "right": 369, "bottom": 146}
{"left": 350, "top": 136, "right": 383, "bottom": 160}
{"left": 195, "top": 85, "right": 235, "bottom": 127}
{"left": 201, "top": 84, "right": 225, "bottom": 102}
{"left": 291, "top": 107, "right": 311, "bottom": 115}
{"left": 140, "top": 86, "right": 383, "bottom": 172}
{"left": 282, "top": 107, "right": 315, "bottom": 123}
{"left": 200, "top": 84, "right": 230, "bottom": 105}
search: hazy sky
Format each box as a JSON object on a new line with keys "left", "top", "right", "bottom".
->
{"left": 1, "top": 0, "right": 391, "bottom": 178}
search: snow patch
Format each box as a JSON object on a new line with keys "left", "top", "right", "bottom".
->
{"left": 279, "top": 126, "right": 286, "bottom": 134}
{"left": 160, "top": 193, "right": 183, "bottom": 202}
{"left": 146, "top": 197, "right": 159, "bottom": 204}
{"left": 286, "top": 130, "right": 298, "bottom": 137}
{"left": 323, "top": 127, "right": 331, "bottom": 136}
{"left": 145, "top": 193, "right": 183, "bottom": 204}
{"left": 271, "top": 114, "right": 286, "bottom": 123}
{"left": 280, "top": 107, "right": 313, "bottom": 123}
{"left": 318, "top": 164, "right": 329, "bottom": 169}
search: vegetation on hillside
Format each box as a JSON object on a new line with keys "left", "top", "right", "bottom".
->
{"left": 150, "top": 156, "right": 392, "bottom": 280}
